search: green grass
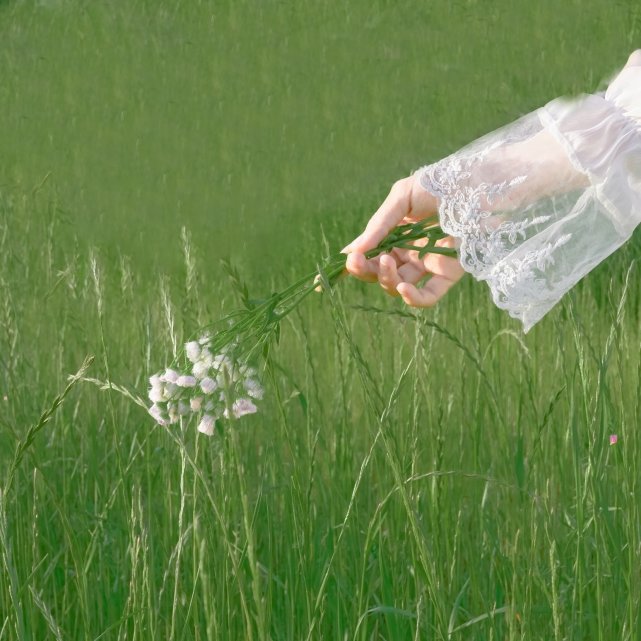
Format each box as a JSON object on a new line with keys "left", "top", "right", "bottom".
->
{"left": 1, "top": 1, "right": 641, "bottom": 639}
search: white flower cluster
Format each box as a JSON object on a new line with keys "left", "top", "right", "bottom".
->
{"left": 147, "top": 336, "right": 263, "bottom": 436}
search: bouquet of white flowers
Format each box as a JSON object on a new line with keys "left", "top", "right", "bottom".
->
{"left": 147, "top": 216, "right": 454, "bottom": 435}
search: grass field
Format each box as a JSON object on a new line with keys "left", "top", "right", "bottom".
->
{"left": 2, "top": 1, "right": 641, "bottom": 639}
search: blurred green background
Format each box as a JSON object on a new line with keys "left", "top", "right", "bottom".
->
{"left": 1, "top": 0, "right": 637, "bottom": 276}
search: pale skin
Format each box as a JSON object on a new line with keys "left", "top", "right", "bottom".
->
{"left": 342, "top": 179, "right": 463, "bottom": 306}
{"left": 343, "top": 50, "right": 641, "bottom": 307}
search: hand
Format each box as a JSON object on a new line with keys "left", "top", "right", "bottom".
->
{"left": 343, "top": 174, "right": 465, "bottom": 307}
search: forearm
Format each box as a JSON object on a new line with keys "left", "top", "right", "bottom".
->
{"left": 412, "top": 59, "right": 641, "bottom": 332}
{"left": 500, "top": 130, "right": 590, "bottom": 207}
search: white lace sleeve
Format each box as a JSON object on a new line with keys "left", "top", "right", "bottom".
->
{"left": 414, "top": 60, "right": 641, "bottom": 333}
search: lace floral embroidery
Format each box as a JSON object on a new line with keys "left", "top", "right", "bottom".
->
{"left": 415, "top": 150, "right": 574, "bottom": 322}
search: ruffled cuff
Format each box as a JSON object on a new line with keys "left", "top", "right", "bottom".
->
{"left": 414, "top": 81, "right": 641, "bottom": 333}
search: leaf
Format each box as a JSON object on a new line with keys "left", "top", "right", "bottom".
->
{"left": 220, "top": 258, "right": 251, "bottom": 309}
{"left": 418, "top": 245, "right": 457, "bottom": 259}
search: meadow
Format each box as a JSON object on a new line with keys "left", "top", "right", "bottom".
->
{"left": 1, "top": 0, "right": 641, "bottom": 639}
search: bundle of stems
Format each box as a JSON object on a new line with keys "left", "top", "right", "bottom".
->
{"left": 201, "top": 215, "right": 453, "bottom": 362}
{"left": 147, "top": 216, "right": 454, "bottom": 429}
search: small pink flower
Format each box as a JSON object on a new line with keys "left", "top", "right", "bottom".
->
{"left": 200, "top": 377, "right": 218, "bottom": 394}
{"left": 176, "top": 375, "right": 197, "bottom": 388}
{"left": 224, "top": 398, "right": 258, "bottom": 419}
{"left": 149, "top": 404, "right": 169, "bottom": 426}
{"left": 198, "top": 414, "right": 216, "bottom": 436}
{"left": 160, "top": 368, "right": 179, "bottom": 384}
{"left": 610, "top": 434, "right": 618, "bottom": 445}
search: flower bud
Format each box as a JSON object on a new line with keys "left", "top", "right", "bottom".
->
{"left": 185, "top": 341, "right": 201, "bottom": 363}
{"left": 148, "top": 385, "right": 165, "bottom": 403}
{"left": 160, "top": 368, "right": 179, "bottom": 384}
{"left": 176, "top": 375, "right": 197, "bottom": 388}
{"left": 198, "top": 414, "right": 216, "bottom": 436}
{"left": 200, "top": 377, "right": 218, "bottom": 394}
{"left": 192, "top": 360, "right": 210, "bottom": 379}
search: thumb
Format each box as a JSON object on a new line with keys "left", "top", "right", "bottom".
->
{"left": 342, "top": 179, "right": 411, "bottom": 253}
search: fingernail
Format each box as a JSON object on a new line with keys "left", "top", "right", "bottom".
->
{"left": 342, "top": 235, "right": 363, "bottom": 253}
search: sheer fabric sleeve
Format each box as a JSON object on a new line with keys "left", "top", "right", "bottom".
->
{"left": 413, "top": 59, "right": 641, "bottom": 333}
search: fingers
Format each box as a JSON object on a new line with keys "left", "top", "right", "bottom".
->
{"left": 378, "top": 254, "right": 402, "bottom": 296}
{"left": 343, "top": 179, "right": 411, "bottom": 254}
{"left": 396, "top": 237, "right": 463, "bottom": 306}
{"left": 422, "top": 239, "right": 465, "bottom": 282}
{"left": 378, "top": 254, "right": 433, "bottom": 296}
{"left": 345, "top": 252, "right": 380, "bottom": 283}
{"left": 346, "top": 251, "right": 427, "bottom": 295}
{"left": 396, "top": 274, "right": 459, "bottom": 307}
{"left": 339, "top": 255, "right": 460, "bottom": 307}
{"left": 346, "top": 234, "right": 463, "bottom": 305}
{"left": 397, "top": 260, "right": 427, "bottom": 284}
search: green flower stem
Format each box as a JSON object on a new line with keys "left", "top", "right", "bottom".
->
{"left": 194, "top": 218, "right": 457, "bottom": 361}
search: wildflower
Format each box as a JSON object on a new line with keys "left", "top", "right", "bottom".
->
{"left": 185, "top": 341, "right": 201, "bottom": 363}
{"left": 192, "top": 360, "right": 210, "bottom": 379}
{"left": 160, "top": 368, "right": 179, "bottom": 384}
{"left": 148, "top": 343, "right": 264, "bottom": 435}
{"left": 610, "top": 434, "right": 618, "bottom": 445}
{"left": 148, "top": 384, "right": 165, "bottom": 403}
{"left": 244, "top": 378, "right": 264, "bottom": 400}
{"left": 149, "top": 404, "right": 168, "bottom": 425}
{"left": 199, "top": 348, "right": 214, "bottom": 367}
{"left": 224, "top": 398, "right": 258, "bottom": 419}
{"left": 163, "top": 383, "right": 180, "bottom": 401}
{"left": 176, "top": 375, "right": 197, "bottom": 388}
{"left": 167, "top": 403, "right": 182, "bottom": 424}
{"left": 198, "top": 414, "right": 216, "bottom": 436}
{"left": 148, "top": 373, "right": 165, "bottom": 403}
{"left": 200, "top": 377, "right": 218, "bottom": 394}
